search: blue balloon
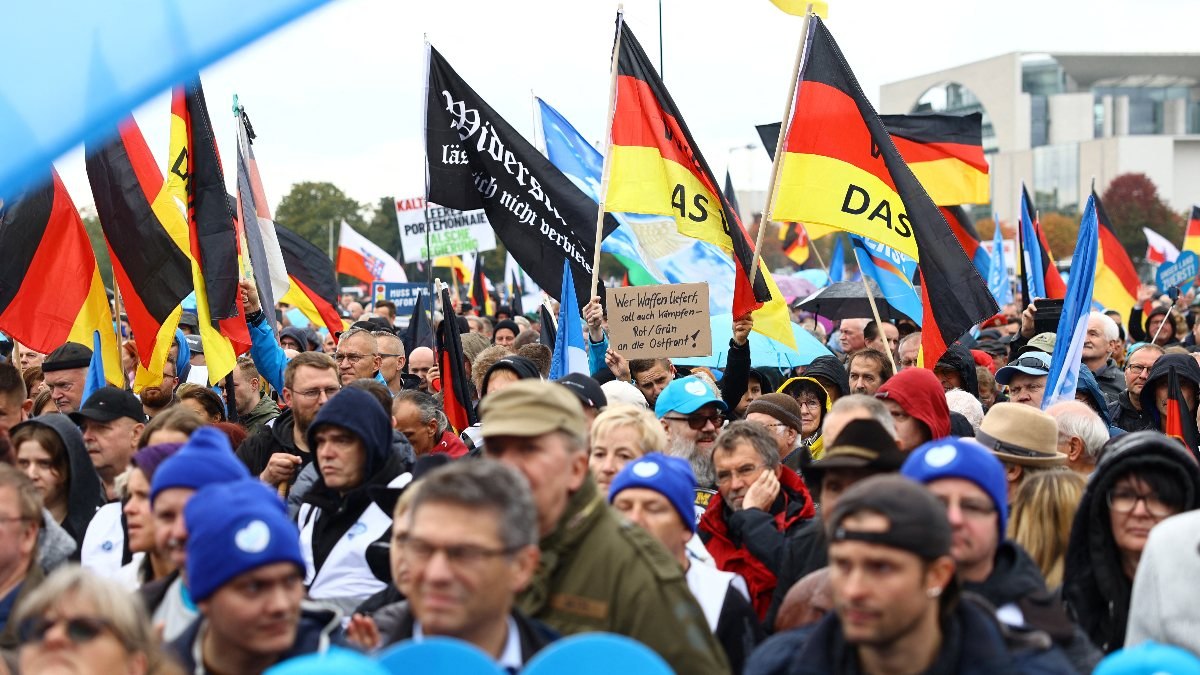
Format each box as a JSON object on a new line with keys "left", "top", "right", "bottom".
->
{"left": 523, "top": 633, "right": 673, "bottom": 675}
{"left": 376, "top": 637, "right": 504, "bottom": 675}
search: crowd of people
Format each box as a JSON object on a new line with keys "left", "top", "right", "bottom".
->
{"left": 1, "top": 281, "right": 1200, "bottom": 674}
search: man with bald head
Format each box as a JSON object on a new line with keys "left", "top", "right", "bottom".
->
{"left": 407, "top": 346, "right": 436, "bottom": 392}
{"left": 838, "top": 319, "right": 869, "bottom": 356}
{"left": 333, "top": 328, "right": 381, "bottom": 385}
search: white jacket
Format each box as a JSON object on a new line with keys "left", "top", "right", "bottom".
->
{"left": 1127, "top": 510, "right": 1200, "bottom": 654}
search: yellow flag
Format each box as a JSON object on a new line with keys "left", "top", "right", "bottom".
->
{"left": 769, "top": 0, "right": 829, "bottom": 18}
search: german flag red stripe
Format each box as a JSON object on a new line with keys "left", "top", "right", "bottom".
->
{"left": 776, "top": 16, "right": 997, "bottom": 367}
{"left": 438, "top": 286, "right": 476, "bottom": 432}
{"left": 0, "top": 173, "right": 123, "bottom": 386}
{"left": 275, "top": 224, "right": 343, "bottom": 339}
{"left": 1092, "top": 190, "right": 1139, "bottom": 325}
{"left": 881, "top": 113, "right": 989, "bottom": 172}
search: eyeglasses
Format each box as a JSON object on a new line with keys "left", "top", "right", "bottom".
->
{"left": 662, "top": 412, "right": 724, "bottom": 430}
{"left": 18, "top": 616, "right": 117, "bottom": 646}
{"left": 397, "top": 534, "right": 520, "bottom": 570}
{"left": 1107, "top": 489, "right": 1175, "bottom": 518}
{"left": 332, "top": 352, "right": 373, "bottom": 364}
{"left": 715, "top": 463, "right": 765, "bottom": 486}
{"left": 378, "top": 353, "right": 403, "bottom": 359}
{"left": 1125, "top": 363, "right": 1152, "bottom": 375}
{"left": 795, "top": 397, "right": 823, "bottom": 410}
{"left": 290, "top": 387, "right": 341, "bottom": 401}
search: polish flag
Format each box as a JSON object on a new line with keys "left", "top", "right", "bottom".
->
{"left": 336, "top": 220, "right": 407, "bottom": 283}
{"left": 1143, "top": 227, "right": 1180, "bottom": 266}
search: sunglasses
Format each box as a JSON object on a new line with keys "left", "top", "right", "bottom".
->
{"left": 18, "top": 616, "right": 116, "bottom": 645}
{"left": 663, "top": 412, "right": 724, "bottom": 430}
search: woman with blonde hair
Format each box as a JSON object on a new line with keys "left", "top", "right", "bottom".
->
{"left": 1008, "top": 469, "right": 1086, "bottom": 589}
{"left": 588, "top": 404, "right": 667, "bottom": 496}
{"left": 13, "top": 565, "right": 177, "bottom": 675}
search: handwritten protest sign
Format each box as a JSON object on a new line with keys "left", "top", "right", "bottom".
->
{"left": 607, "top": 283, "right": 710, "bottom": 360}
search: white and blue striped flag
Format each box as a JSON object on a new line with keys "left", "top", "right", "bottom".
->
{"left": 1042, "top": 196, "right": 1099, "bottom": 409}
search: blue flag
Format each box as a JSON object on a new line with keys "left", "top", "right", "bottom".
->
{"left": 536, "top": 97, "right": 738, "bottom": 315}
{"left": 1019, "top": 186, "right": 1047, "bottom": 299}
{"left": 850, "top": 236, "right": 923, "bottom": 325}
{"left": 987, "top": 214, "right": 1013, "bottom": 306}
{"left": 81, "top": 331, "right": 109, "bottom": 404}
{"left": 1043, "top": 196, "right": 1099, "bottom": 410}
{"left": 549, "top": 260, "right": 588, "bottom": 380}
{"left": 828, "top": 236, "right": 846, "bottom": 283}
{"left": 0, "top": 0, "right": 332, "bottom": 201}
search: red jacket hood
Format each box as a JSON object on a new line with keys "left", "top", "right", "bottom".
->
{"left": 875, "top": 367, "right": 951, "bottom": 440}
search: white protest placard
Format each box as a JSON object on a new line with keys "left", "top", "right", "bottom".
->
{"left": 395, "top": 196, "right": 496, "bottom": 262}
{"left": 607, "top": 283, "right": 711, "bottom": 360}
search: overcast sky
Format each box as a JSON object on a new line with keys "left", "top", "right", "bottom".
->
{"left": 54, "top": 0, "right": 1198, "bottom": 218}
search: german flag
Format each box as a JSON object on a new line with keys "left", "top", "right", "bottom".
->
{"left": 1183, "top": 206, "right": 1200, "bottom": 257}
{"left": 779, "top": 222, "right": 810, "bottom": 265}
{"left": 1092, "top": 190, "right": 1139, "bottom": 326}
{"left": 941, "top": 206, "right": 990, "bottom": 277}
{"left": 164, "top": 81, "right": 251, "bottom": 384}
{"left": 1164, "top": 363, "right": 1200, "bottom": 462}
{"left": 437, "top": 286, "right": 476, "bottom": 432}
{"left": 469, "top": 253, "right": 495, "bottom": 317}
{"left": 606, "top": 18, "right": 797, "bottom": 349}
{"left": 433, "top": 255, "right": 470, "bottom": 285}
{"left": 880, "top": 113, "right": 989, "bottom": 206}
{"left": 0, "top": 172, "right": 123, "bottom": 387}
{"left": 275, "top": 224, "right": 344, "bottom": 340}
{"left": 85, "top": 120, "right": 194, "bottom": 392}
{"left": 774, "top": 16, "right": 997, "bottom": 367}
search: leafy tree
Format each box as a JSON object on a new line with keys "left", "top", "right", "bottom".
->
{"left": 1101, "top": 173, "right": 1183, "bottom": 257}
{"left": 274, "top": 182, "right": 367, "bottom": 258}
{"left": 79, "top": 207, "right": 114, "bottom": 289}
{"left": 1039, "top": 212, "right": 1079, "bottom": 259}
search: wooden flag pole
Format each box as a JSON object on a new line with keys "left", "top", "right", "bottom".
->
{"left": 112, "top": 281, "right": 128, "bottom": 390}
{"left": 749, "top": 3, "right": 813, "bottom": 288}
{"left": 861, "top": 276, "right": 899, "bottom": 373}
{"left": 590, "top": 5, "right": 625, "bottom": 298}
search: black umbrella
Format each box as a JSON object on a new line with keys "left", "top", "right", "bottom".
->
{"left": 793, "top": 279, "right": 918, "bottom": 323}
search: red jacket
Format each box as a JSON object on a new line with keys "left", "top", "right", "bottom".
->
{"left": 698, "top": 467, "right": 814, "bottom": 620}
{"left": 432, "top": 430, "right": 469, "bottom": 459}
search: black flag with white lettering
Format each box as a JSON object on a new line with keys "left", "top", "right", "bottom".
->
{"left": 425, "top": 45, "right": 617, "bottom": 308}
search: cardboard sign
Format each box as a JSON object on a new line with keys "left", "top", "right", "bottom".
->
{"left": 1157, "top": 251, "right": 1199, "bottom": 294}
{"left": 607, "top": 283, "right": 711, "bottom": 360}
{"left": 395, "top": 196, "right": 496, "bottom": 262}
{"left": 372, "top": 282, "right": 433, "bottom": 315}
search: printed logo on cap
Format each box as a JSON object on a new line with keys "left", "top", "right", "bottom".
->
{"left": 924, "top": 444, "right": 958, "bottom": 468}
{"left": 684, "top": 380, "right": 708, "bottom": 397}
{"left": 234, "top": 520, "right": 271, "bottom": 554}
{"left": 632, "top": 461, "right": 660, "bottom": 478}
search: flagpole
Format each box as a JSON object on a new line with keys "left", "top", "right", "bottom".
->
{"left": 749, "top": 3, "right": 813, "bottom": 288}
{"left": 590, "top": 6, "right": 625, "bottom": 298}
{"left": 112, "top": 281, "right": 128, "bottom": 390}
{"left": 861, "top": 277, "right": 898, "bottom": 373}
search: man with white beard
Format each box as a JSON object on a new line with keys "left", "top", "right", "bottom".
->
{"left": 655, "top": 376, "right": 728, "bottom": 521}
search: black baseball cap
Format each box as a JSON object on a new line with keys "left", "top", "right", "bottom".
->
{"left": 69, "top": 388, "right": 147, "bottom": 425}
{"left": 828, "top": 474, "right": 952, "bottom": 561}
{"left": 557, "top": 373, "right": 608, "bottom": 411}
{"left": 42, "top": 343, "right": 93, "bottom": 373}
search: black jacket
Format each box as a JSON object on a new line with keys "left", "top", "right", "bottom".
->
{"left": 720, "top": 339, "right": 752, "bottom": 416}
{"left": 12, "top": 415, "right": 105, "bottom": 547}
{"left": 1138, "top": 354, "right": 1200, "bottom": 435}
{"left": 745, "top": 594, "right": 1076, "bottom": 674}
{"left": 1092, "top": 360, "right": 1126, "bottom": 400}
{"left": 763, "top": 520, "right": 826, "bottom": 632}
{"left": 937, "top": 344, "right": 979, "bottom": 398}
{"left": 1063, "top": 431, "right": 1200, "bottom": 653}
{"left": 1108, "top": 390, "right": 1154, "bottom": 433}
{"left": 167, "top": 604, "right": 341, "bottom": 671}
{"left": 369, "top": 600, "right": 558, "bottom": 664}
{"left": 236, "top": 407, "right": 303, "bottom": 480}
{"left": 966, "top": 541, "right": 1101, "bottom": 673}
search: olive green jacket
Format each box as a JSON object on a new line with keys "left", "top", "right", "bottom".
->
{"left": 241, "top": 395, "right": 281, "bottom": 437}
{"left": 518, "top": 475, "right": 730, "bottom": 674}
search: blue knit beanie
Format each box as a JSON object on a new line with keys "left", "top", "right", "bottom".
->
{"left": 150, "top": 426, "right": 251, "bottom": 502}
{"left": 902, "top": 437, "right": 1009, "bottom": 535}
{"left": 607, "top": 453, "right": 698, "bottom": 533}
{"left": 305, "top": 388, "right": 392, "bottom": 478}
{"left": 184, "top": 479, "right": 304, "bottom": 602}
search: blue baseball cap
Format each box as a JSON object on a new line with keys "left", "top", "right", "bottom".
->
{"left": 994, "top": 350, "right": 1052, "bottom": 385}
{"left": 654, "top": 375, "right": 728, "bottom": 419}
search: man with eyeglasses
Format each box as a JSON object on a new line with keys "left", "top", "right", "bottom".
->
{"left": 169, "top": 479, "right": 338, "bottom": 675}
{"left": 0, "top": 465, "right": 43, "bottom": 650}
{"left": 1108, "top": 344, "right": 1164, "bottom": 433}
{"left": 364, "top": 460, "right": 556, "bottom": 668}
{"left": 298, "top": 387, "right": 410, "bottom": 613}
{"left": 375, "top": 332, "right": 417, "bottom": 396}
{"left": 699, "top": 421, "right": 814, "bottom": 623}
{"left": 994, "top": 350, "right": 1052, "bottom": 408}
{"left": 480, "top": 380, "right": 729, "bottom": 674}
{"left": 333, "top": 327, "right": 382, "bottom": 386}
{"left": 903, "top": 437, "right": 1101, "bottom": 673}
{"left": 656, "top": 376, "right": 728, "bottom": 511}
{"left": 236, "top": 352, "right": 340, "bottom": 492}
{"left": 41, "top": 343, "right": 92, "bottom": 414}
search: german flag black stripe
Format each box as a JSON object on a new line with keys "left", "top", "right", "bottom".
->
{"left": 0, "top": 178, "right": 54, "bottom": 313}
